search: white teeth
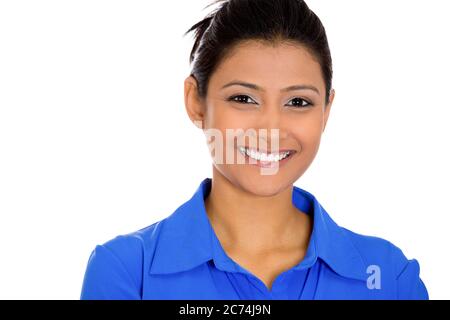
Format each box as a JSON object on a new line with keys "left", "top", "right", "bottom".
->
{"left": 238, "top": 147, "right": 292, "bottom": 162}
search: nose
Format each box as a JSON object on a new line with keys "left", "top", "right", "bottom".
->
{"left": 255, "top": 101, "right": 289, "bottom": 148}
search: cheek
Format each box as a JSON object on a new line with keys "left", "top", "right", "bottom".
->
{"left": 204, "top": 104, "right": 252, "bottom": 163}
{"left": 287, "top": 113, "right": 324, "bottom": 153}
{"left": 206, "top": 103, "right": 252, "bottom": 130}
{"left": 206, "top": 104, "right": 256, "bottom": 146}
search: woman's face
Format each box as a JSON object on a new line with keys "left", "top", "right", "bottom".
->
{"left": 185, "top": 40, "right": 335, "bottom": 196}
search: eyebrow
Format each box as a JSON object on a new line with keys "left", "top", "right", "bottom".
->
{"left": 220, "top": 80, "right": 320, "bottom": 95}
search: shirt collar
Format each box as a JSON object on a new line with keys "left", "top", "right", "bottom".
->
{"left": 148, "top": 178, "right": 368, "bottom": 281}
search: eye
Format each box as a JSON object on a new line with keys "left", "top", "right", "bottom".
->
{"left": 227, "top": 95, "right": 313, "bottom": 108}
{"left": 227, "top": 94, "right": 258, "bottom": 105}
{"left": 286, "top": 97, "right": 313, "bottom": 108}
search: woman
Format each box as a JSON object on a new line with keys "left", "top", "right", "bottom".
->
{"left": 80, "top": 0, "right": 428, "bottom": 299}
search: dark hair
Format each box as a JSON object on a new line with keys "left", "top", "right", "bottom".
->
{"left": 183, "top": 0, "right": 333, "bottom": 106}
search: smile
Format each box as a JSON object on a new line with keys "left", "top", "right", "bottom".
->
{"left": 237, "top": 146, "right": 295, "bottom": 162}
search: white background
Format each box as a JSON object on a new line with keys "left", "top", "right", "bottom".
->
{"left": 0, "top": 0, "right": 449, "bottom": 299}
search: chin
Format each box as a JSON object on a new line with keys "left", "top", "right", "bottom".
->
{"left": 213, "top": 161, "right": 303, "bottom": 197}
{"left": 231, "top": 170, "right": 293, "bottom": 197}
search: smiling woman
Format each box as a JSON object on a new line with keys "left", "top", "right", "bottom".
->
{"left": 185, "top": 39, "right": 332, "bottom": 195}
{"left": 80, "top": 0, "right": 429, "bottom": 300}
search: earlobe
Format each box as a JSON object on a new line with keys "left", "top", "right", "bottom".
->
{"left": 184, "top": 75, "right": 206, "bottom": 130}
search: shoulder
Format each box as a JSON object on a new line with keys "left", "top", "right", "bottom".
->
{"left": 341, "top": 227, "right": 401, "bottom": 269}
{"left": 339, "top": 226, "right": 429, "bottom": 299}
{"left": 100, "top": 220, "right": 163, "bottom": 265}
{"left": 80, "top": 220, "right": 165, "bottom": 300}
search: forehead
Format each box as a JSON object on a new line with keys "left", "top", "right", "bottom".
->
{"left": 210, "top": 40, "right": 324, "bottom": 93}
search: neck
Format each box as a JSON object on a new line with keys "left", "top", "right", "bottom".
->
{"left": 204, "top": 167, "right": 312, "bottom": 254}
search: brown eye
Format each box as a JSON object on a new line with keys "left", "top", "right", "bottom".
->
{"left": 228, "top": 95, "right": 257, "bottom": 104}
{"left": 286, "top": 97, "right": 312, "bottom": 108}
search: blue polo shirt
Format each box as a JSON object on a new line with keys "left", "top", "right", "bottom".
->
{"left": 80, "top": 177, "right": 429, "bottom": 300}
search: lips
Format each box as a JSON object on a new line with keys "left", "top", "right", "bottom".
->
{"left": 237, "top": 146, "right": 297, "bottom": 164}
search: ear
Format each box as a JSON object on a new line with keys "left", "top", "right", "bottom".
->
{"left": 323, "top": 88, "right": 335, "bottom": 133}
{"left": 184, "top": 75, "right": 206, "bottom": 129}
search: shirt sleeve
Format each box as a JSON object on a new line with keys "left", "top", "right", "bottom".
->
{"left": 80, "top": 244, "right": 141, "bottom": 300}
{"left": 396, "top": 258, "right": 429, "bottom": 300}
